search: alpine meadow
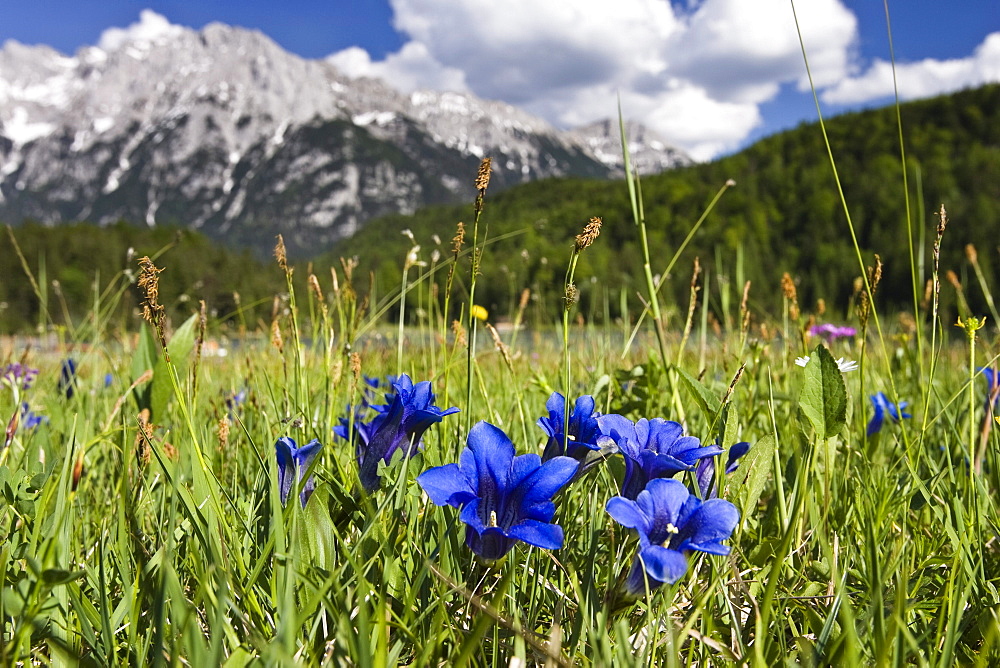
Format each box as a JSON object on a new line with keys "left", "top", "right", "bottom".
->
{"left": 3, "top": 24, "right": 1000, "bottom": 668}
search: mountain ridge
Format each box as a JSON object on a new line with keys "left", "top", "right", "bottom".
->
{"left": 0, "top": 16, "right": 689, "bottom": 256}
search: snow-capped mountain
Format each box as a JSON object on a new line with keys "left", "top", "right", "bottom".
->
{"left": 0, "top": 12, "right": 689, "bottom": 256}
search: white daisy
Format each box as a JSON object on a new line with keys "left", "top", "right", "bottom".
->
{"left": 794, "top": 355, "right": 858, "bottom": 372}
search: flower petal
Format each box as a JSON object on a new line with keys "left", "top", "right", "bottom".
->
{"left": 606, "top": 496, "right": 650, "bottom": 534}
{"left": 507, "top": 519, "right": 564, "bottom": 550}
{"left": 417, "top": 463, "right": 475, "bottom": 508}
{"left": 677, "top": 498, "right": 740, "bottom": 555}
{"left": 467, "top": 421, "right": 516, "bottom": 511}
{"left": 638, "top": 545, "right": 689, "bottom": 584}
{"left": 513, "top": 455, "right": 578, "bottom": 510}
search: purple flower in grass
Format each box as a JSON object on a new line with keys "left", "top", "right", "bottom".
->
{"left": 809, "top": 323, "right": 857, "bottom": 342}
{"left": 867, "top": 392, "right": 911, "bottom": 436}
{"left": 2, "top": 363, "right": 39, "bottom": 391}
{"left": 538, "top": 392, "right": 607, "bottom": 466}
{"left": 695, "top": 441, "right": 750, "bottom": 499}
{"left": 59, "top": 359, "right": 77, "bottom": 399}
{"left": 275, "top": 436, "right": 323, "bottom": 507}
{"left": 607, "top": 478, "right": 739, "bottom": 597}
{"left": 417, "top": 421, "right": 578, "bottom": 561}
{"left": 598, "top": 415, "right": 723, "bottom": 500}
{"left": 337, "top": 374, "right": 458, "bottom": 492}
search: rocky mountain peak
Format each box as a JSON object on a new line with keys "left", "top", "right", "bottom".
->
{"left": 0, "top": 14, "right": 690, "bottom": 257}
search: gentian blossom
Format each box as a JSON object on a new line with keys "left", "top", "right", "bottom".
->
{"left": 335, "top": 374, "right": 458, "bottom": 492}
{"left": 598, "top": 414, "right": 722, "bottom": 499}
{"left": 979, "top": 367, "right": 999, "bottom": 411}
{"left": 1, "top": 363, "right": 39, "bottom": 391}
{"left": 274, "top": 436, "right": 323, "bottom": 507}
{"left": 809, "top": 323, "right": 857, "bottom": 341}
{"left": 59, "top": 359, "right": 77, "bottom": 399}
{"left": 225, "top": 388, "right": 248, "bottom": 415}
{"left": 20, "top": 403, "right": 47, "bottom": 430}
{"left": 606, "top": 478, "right": 739, "bottom": 596}
{"left": 867, "top": 392, "right": 911, "bottom": 436}
{"left": 417, "top": 421, "right": 578, "bottom": 561}
{"left": 695, "top": 441, "right": 750, "bottom": 499}
{"left": 538, "top": 392, "right": 604, "bottom": 465}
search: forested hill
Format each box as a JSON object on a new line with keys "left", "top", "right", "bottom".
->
{"left": 3, "top": 85, "right": 998, "bottom": 334}
{"left": 331, "top": 84, "right": 1000, "bottom": 323}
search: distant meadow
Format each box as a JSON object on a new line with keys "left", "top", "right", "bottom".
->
{"left": 2, "top": 58, "right": 1000, "bottom": 668}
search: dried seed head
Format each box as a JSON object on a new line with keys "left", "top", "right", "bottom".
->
{"left": 740, "top": 280, "right": 752, "bottom": 333}
{"left": 936, "top": 204, "right": 948, "bottom": 237}
{"left": 966, "top": 243, "right": 978, "bottom": 264}
{"left": 870, "top": 254, "right": 883, "bottom": 294}
{"left": 780, "top": 272, "right": 797, "bottom": 302}
{"left": 349, "top": 352, "right": 362, "bottom": 380}
{"left": 574, "top": 217, "right": 603, "bottom": 252}
{"left": 270, "top": 319, "right": 284, "bottom": 353}
{"left": 564, "top": 283, "right": 579, "bottom": 310}
{"left": 331, "top": 358, "right": 343, "bottom": 387}
{"left": 816, "top": 298, "right": 826, "bottom": 316}
{"left": 475, "top": 158, "right": 492, "bottom": 192}
{"left": 485, "top": 322, "right": 514, "bottom": 370}
{"left": 274, "top": 235, "right": 288, "bottom": 271}
{"left": 136, "top": 408, "right": 153, "bottom": 465}
{"left": 519, "top": 288, "right": 531, "bottom": 310}
{"left": 137, "top": 256, "right": 169, "bottom": 356}
{"left": 452, "top": 221, "right": 466, "bottom": 256}
{"left": 308, "top": 274, "right": 323, "bottom": 302}
{"left": 452, "top": 319, "right": 467, "bottom": 348}
{"left": 137, "top": 256, "right": 164, "bottom": 325}
{"left": 340, "top": 256, "right": 358, "bottom": 282}
{"left": 946, "top": 269, "right": 961, "bottom": 289}
{"left": 217, "top": 417, "right": 230, "bottom": 451}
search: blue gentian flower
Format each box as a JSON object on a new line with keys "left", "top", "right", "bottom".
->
{"left": 104, "top": 373, "right": 113, "bottom": 388}
{"left": 598, "top": 415, "right": 723, "bottom": 499}
{"left": 1, "top": 363, "right": 39, "bottom": 391}
{"left": 274, "top": 436, "right": 323, "bottom": 507}
{"left": 59, "top": 359, "right": 77, "bottom": 399}
{"left": 336, "top": 374, "right": 459, "bottom": 492}
{"left": 418, "top": 421, "right": 578, "bottom": 561}
{"left": 866, "top": 392, "right": 911, "bottom": 436}
{"left": 695, "top": 441, "right": 750, "bottom": 499}
{"left": 225, "top": 388, "right": 248, "bottom": 414}
{"left": 606, "top": 478, "right": 739, "bottom": 596}
{"left": 538, "top": 392, "right": 603, "bottom": 463}
{"left": 20, "top": 403, "right": 46, "bottom": 430}
{"left": 980, "top": 368, "right": 999, "bottom": 411}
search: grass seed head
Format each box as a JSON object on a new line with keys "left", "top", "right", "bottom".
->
{"left": 575, "top": 217, "right": 602, "bottom": 252}
{"left": 274, "top": 234, "right": 288, "bottom": 272}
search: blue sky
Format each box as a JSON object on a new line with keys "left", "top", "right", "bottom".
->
{"left": 3, "top": 1, "right": 998, "bottom": 160}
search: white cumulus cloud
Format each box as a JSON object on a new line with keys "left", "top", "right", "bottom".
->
{"left": 822, "top": 32, "right": 1000, "bottom": 105}
{"left": 330, "top": 0, "right": 859, "bottom": 160}
{"left": 98, "top": 9, "right": 184, "bottom": 52}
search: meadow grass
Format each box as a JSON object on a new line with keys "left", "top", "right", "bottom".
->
{"left": 2, "top": 171, "right": 999, "bottom": 665}
{"left": 3, "top": 16, "right": 1000, "bottom": 663}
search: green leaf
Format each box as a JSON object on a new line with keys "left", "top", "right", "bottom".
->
{"left": 41, "top": 568, "right": 86, "bottom": 586}
{"left": 798, "top": 345, "right": 848, "bottom": 439}
{"left": 299, "top": 487, "right": 336, "bottom": 571}
{"left": 149, "top": 313, "right": 199, "bottom": 422}
{"left": 131, "top": 324, "right": 158, "bottom": 413}
{"left": 728, "top": 434, "right": 776, "bottom": 518}
{"left": 674, "top": 365, "right": 722, "bottom": 416}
